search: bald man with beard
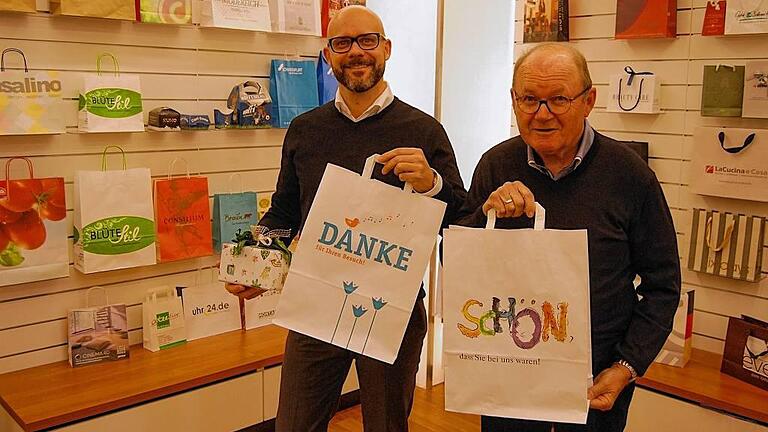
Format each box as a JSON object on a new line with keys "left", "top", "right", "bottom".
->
{"left": 256, "top": 6, "right": 466, "bottom": 431}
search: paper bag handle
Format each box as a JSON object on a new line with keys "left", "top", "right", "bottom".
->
{"left": 97, "top": 53, "right": 120, "bottom": 77}
{"left": 101, "top": 146, "right": 127, "bottom": 171}
{"left": 1, "top": 48, "right": 28, "bottom": 72}
{"left": 167, "top": 158, "right": 191, "bottom": 179}
{"left": 705, "top": 216, "right": 734, "bottom": 252}
{"left": 362, "top": 154, "right": 414, "bottom": 193}
{"left": 485, "top": 202, "right": 546, "bottom": 231}
{"left": 227, "top": 173, "right": 244, "bottom": 193}
{"left": 718, "top": 131, "right": 756, "bottom": 154}
{"left": 4, "top": 157, "right": 34, "bottom": 182}
{"left": 86, "top": 286, "right": 109, "bottom": 307}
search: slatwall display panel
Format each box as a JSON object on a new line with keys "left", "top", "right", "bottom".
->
{"left": 0, "top": 5, "right": 325, "bottom": 373}
{"left": 514, "top": 0, "right": 768, "bottom": 355}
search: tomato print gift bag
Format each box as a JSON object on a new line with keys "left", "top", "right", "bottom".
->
{"left": 0, "top": 157, "right": 68, "bottom": 286}
{"left": 73, "top": 146, "right": 156, "bottom": 274}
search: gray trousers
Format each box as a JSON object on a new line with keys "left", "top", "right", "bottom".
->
{"left": 275, "top": 298, "right": 427, "bottom": 432}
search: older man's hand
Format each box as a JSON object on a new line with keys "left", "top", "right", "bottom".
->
{"left": 482, "top": 181, "right": 535, "bottom": 218}
{"left": 377, "top": 148, "right": 436, "bottom": 193}
{"left": 587, "top": 363, "right": 633, "bottom": 411}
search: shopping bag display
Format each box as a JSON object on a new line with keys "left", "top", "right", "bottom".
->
{"left": 689, "top": 127, "right": 768, "bottom": 202}
{"left": 199, "top": 0, "right": 271, "bottom": 31}
{"left": 78, "top": 53, "right": 144, "bottom": 133}
{"left": 321, "top": 0, "right": 365, "bottom": 36}
{"left": 522, "top": 0, "right": 569, "bottom": 42}
{"left": 0, "top": 0, "right": 35, "bottom": 12}
{"left": 182, "top": 270, "right": 241, "bottom": 341}
{"left": 68, "top": 287, "right": 130, "bottom": 367}
{"left": 272, "top": 0, "right": 321, "bottom": 35}
{"left": 316, "top": 50, "right": 337, "bottom": 105}
{"left": 269, "top": 59, "right": 319, "bottom": 128}
{"left": 702, "top": 0, "right": 726, "bottom": 36}
{"left": 742, "top": 61, "right": 768, "bottom": 119}
{"left": 245, "top": 287, "right": 281, "bottom": 329}
{"left": 443, "top": 206, "right": 591, "bottom": 424}
{"left": 154, "top": 159, "right": 212, "bottom": 262}
{"left": 725, "top": 0, "right": 768, "bottom": 35}
{"left": 143, "top": 286, "right": 187, "bottom": 351}
{"left": 1, "top": 157, "right": 68, "bottom": 286}
{"left": 0, "top": 48, "right": 65, "bottom": 136}
{"left": 73, "top": 146, "right": 157, "bottom": 274}
{"left": 50, "top": 0, "right": 136, "bottom": 20}
{"left": 654, "top": 290, "right": 694, "bottom": 367}
{"left": 687, "top": 208, "right": 765, "bottom": 282}
{"left": 606, "top": 66, "right": 661, "bottom": 114}
{"left": 721, "top": 315, "right": 768, "bottom": 391}
{"left": 212, "top": 175, "right": 258, "bottom": 253}
{"left": 701, "top": 65, "right": 745, "bottom": 117}
{"left": 274, "top": 155, "right": 446, "bottom": 364}
{"left": 137, "top": 0, "right": 192, "bottom": 24}
{"left": 615, "top": 0, "right": 677, "bottom": 39}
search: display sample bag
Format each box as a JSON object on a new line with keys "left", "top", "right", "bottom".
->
{"left": 154, "top": 159, "right": 212, "bottom": 262}
{"left": 721, "top": 315, "right": 768, "bottom": 391}
{"left": 443, "top": 207, "right": 591, "bottom": 424}
{"left": 316, "top": 50, "right": 337, "bottom": 105}
{"left": 742, "top": 61, "right": 768, "bottom": 119}
{"left": 137, "top": 0, "right": 192, "bottom": 24}
{"left": 143, "top": 286, "right": 187, "bottom": 351}
{"left": 68, "top": 287, "right": 130, "bottom": 367}
{"left": 182, "top": 269, "right": 241, "bottom": 341}
{"left": 0, "top": 0, "right": 35, "bottom": 12}
{"left": 701, "top": 64, "right": 745, "bottom": 117}
{"left": 213, "top": 175, "right": 259, "bottom": 253}
{"left": 725, "top": 0, "right": 768, "bottom": 35}
{"left": 274, "top": 155, "right": 446, "bottom": 364}
{"left": 78, "top": 54, "right": 144, "bottom": 133}
{"left": 0, "top": 48, "right": 65, "bottom": 136}
{"left": 1, "top": 157, "right": 68, "bottom": 286}
{"left": 522, "top": 0, "right": 569, "bottom": 42}
{"left": 687, "top": 208, "right": 765, "bottom": 282}
{"left": 269, "top": 59, "right": 319, "bottom": 128}
{"left": 272, "top": 0, "right": 321, "bottom": 35}
{"left": 702, "top": 0, "right": 726, "bottom": 36}
{"left": 199, "top": 0, "right": 272, "bottom": 31}
{"left": 73, "top": 146, "right": 157, "bottom": 274}
{"left": 321, "top": 0, "right": 365, "bottom": 36}
{"left": 615, "top": 0, "right": 677, "bottom": 39}
{"left": 689, "top": 127, "right": 768, "bottom": 202}
{"left": 606, "top": 66, "right": 661, "bottom": 114}
{"left": 50, "top": 0, "right": 136, "bottom": 20}
{"left": 654, "top": 290, "right": 694, "bottom": 367}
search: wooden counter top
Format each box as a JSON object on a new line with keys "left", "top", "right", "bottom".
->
{"left": 637, "top": 349, "right": 768, "bottom": 424}
{"left": 0, "top": 325, "right": 288, "bottom": 432}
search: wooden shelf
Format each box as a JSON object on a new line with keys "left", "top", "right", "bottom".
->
{"left": 0, "top": 325, "right": 288, "bottom": 432}
{"left": 637, "top": 349, "right": 768, "bottom": 424}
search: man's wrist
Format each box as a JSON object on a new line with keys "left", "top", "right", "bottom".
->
{"left": 614, "top": 359, "right": 638, "bottom": 382}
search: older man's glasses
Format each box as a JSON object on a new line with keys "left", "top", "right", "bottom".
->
{"left": 514, "top": 87, "right": 592, "bottom": 115}
{"left": 328, "top": 33, "right": 384, "bottom": 54}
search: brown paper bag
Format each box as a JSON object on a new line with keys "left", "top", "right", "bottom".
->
{"left": 0, "top": 0, "right": 35, "bottom": 12}
{"left": 721, "top": 316, "right": 768, "bottom": 391}
{"left": 50, "top": 0, "right": 136, "bottom": 20}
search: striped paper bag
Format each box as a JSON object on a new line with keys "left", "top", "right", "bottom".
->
{"left": 687, "top": 208, "right": 766, "bottom": 282}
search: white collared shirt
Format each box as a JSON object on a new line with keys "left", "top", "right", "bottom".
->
{"left": 333, "top": 83, "right": 443, "bottom": 197}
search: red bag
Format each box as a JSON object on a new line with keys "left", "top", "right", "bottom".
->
{"left": 702, "top": 0, "right": 726, "bottom": 36}
{"left": 154, "top": 160, "right": 213, "bottom": 262}
{"left": 615, "top": 0, "right": 677, "bottom": 39}
{"left": 321, "top": 0, "right": 366, "bottom": 37}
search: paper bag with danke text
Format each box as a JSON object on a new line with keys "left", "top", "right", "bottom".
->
{"left": 73, "top": 146, "right": 156, "bottom": 274}
{"left": 274, "top": 155, "right": 446, "bottom": 364}
{"left": 78, "top": 54, "right": 144, "bottom": 133}
{"left": 443, "top": 206, "right": 592, "bottom": 424}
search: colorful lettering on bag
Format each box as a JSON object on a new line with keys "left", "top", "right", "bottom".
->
{"left": 81, "top": 88, "right": 143, "bottom": 118}
{"left": 78, "top": 216, "right": 155, "bottom": 255}
{"left": 0, "top": 78, "right": 62, "bottom": 94}
{"left": 162, "top": 214, "right": 206, "bottom": 225}
{"left": 316, "top": 221, "right": 414, "bottom": 272}
{"left": 457, "top": 297, "right": 572, "bottom": 349}
{"left": 155, "top": 312, "right": 171, "bottom": 329}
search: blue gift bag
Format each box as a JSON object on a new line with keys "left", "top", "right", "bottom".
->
{"left": 316, "top": 50, "right": 338, "bottom": 105}
{"left": 212, "top": 192, "right": 259, "bottom": 253}
{"left": 269, "top": 59, "right": 320, "bottom": 128}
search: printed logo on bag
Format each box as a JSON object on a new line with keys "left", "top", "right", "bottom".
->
{"left": 155, "top": 312, "right": 171, "bottom": 329}
{"left": 315, "top": 217, "right": 414, "bottom": 272}
{"left": 190, "top": 301, "right": 233, "bottom": 317}
{"left": 277, "top": 63, "right": 304, "bottom": 75}
{"left": 0, "top": 78, "right": 62, "bottom": 94}
{"left": 78, "top": 216, "right": 156, "bottom": 255}
{"left": 82, "top": 88, "right": 143, "bottom": 118}
{"left": 743, "top": 335, "right": 768, "bottom": 379}
{"left": 735, "top": 9, "right": 768, "bottom": 23}
{"left": 703, "top": 164, "right": 768, "bottom": 178}
{"left": 224, "top": 212, "right": 254, "bottom": 225}
{"left": 457, "top": 296, "right": 572, "bottom": 350}
{"left": 219, "top": 0, "right": 267, "bottom": 6}
{"left": 706, "top": 258, "right": 752, "bottom": 275}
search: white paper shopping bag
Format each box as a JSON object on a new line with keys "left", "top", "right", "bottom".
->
{"left": 143, "top": 286, "right": 187, "bottom": 351}
{"left": 73, "top": 146, "right": 157, "bottom": 274}
{"left": 78, "top": 54, "right": 144, "bottom": 133}
{"left": 200, "top": 0, "right": 272, "bottom": 31}
{"left": 274, "top": 154, "right": 446, "bottom": 364}
{"left": 182, "top": 270, "right": 241, "bottom": 341}
{"left": 725, "top": 0, "right": 768, "bottom": 35}
{"left": 606, "top": 66, "right": 661, "bottom": 114}
{"left": 271, "top": 0, "right": 321, "bottom": 35}
{"left": 443, "top": 206, "right": 592, "bottom": 424}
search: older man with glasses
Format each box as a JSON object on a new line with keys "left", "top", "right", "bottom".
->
{"left": 457, "top": 43, "right": 681, "bottom": 432}
{"left": 258, "top": 5, "right": 466, "bottom": 432}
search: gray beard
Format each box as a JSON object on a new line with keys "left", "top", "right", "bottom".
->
{"left": 333, "top": 63, "right": 386, "bottom": 93}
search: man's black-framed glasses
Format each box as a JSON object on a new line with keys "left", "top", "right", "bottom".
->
{"left": 328, "top": 32, "right": 384, "bottom": 53}
{"left": 514, "top": 86, "right": 592, "bottom": 115}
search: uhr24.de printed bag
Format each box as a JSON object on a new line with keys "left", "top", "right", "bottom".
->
{"left": 0, "top": 158, "right": 68, "bottom": 287}
{"left": 182, "top": 269, "right": 241, "bottom": 341}
{"left": 606, "top": 66, "right": 662, "bottom": 114}
{"left": 73, "top": 146, "right": 156, "bottom": 274}
{"left": 78, "top": 54, "right": 144, "bottom": 133}
{"left": 687, "top": 208, "right": 765, "bottom": 282}
{"left": 443, "top": 206, "right": 592, "bottom": 424}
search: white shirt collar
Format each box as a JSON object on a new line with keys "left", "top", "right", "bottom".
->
{"left": 334, "top": 83, "right": 395, "bottom": 122}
